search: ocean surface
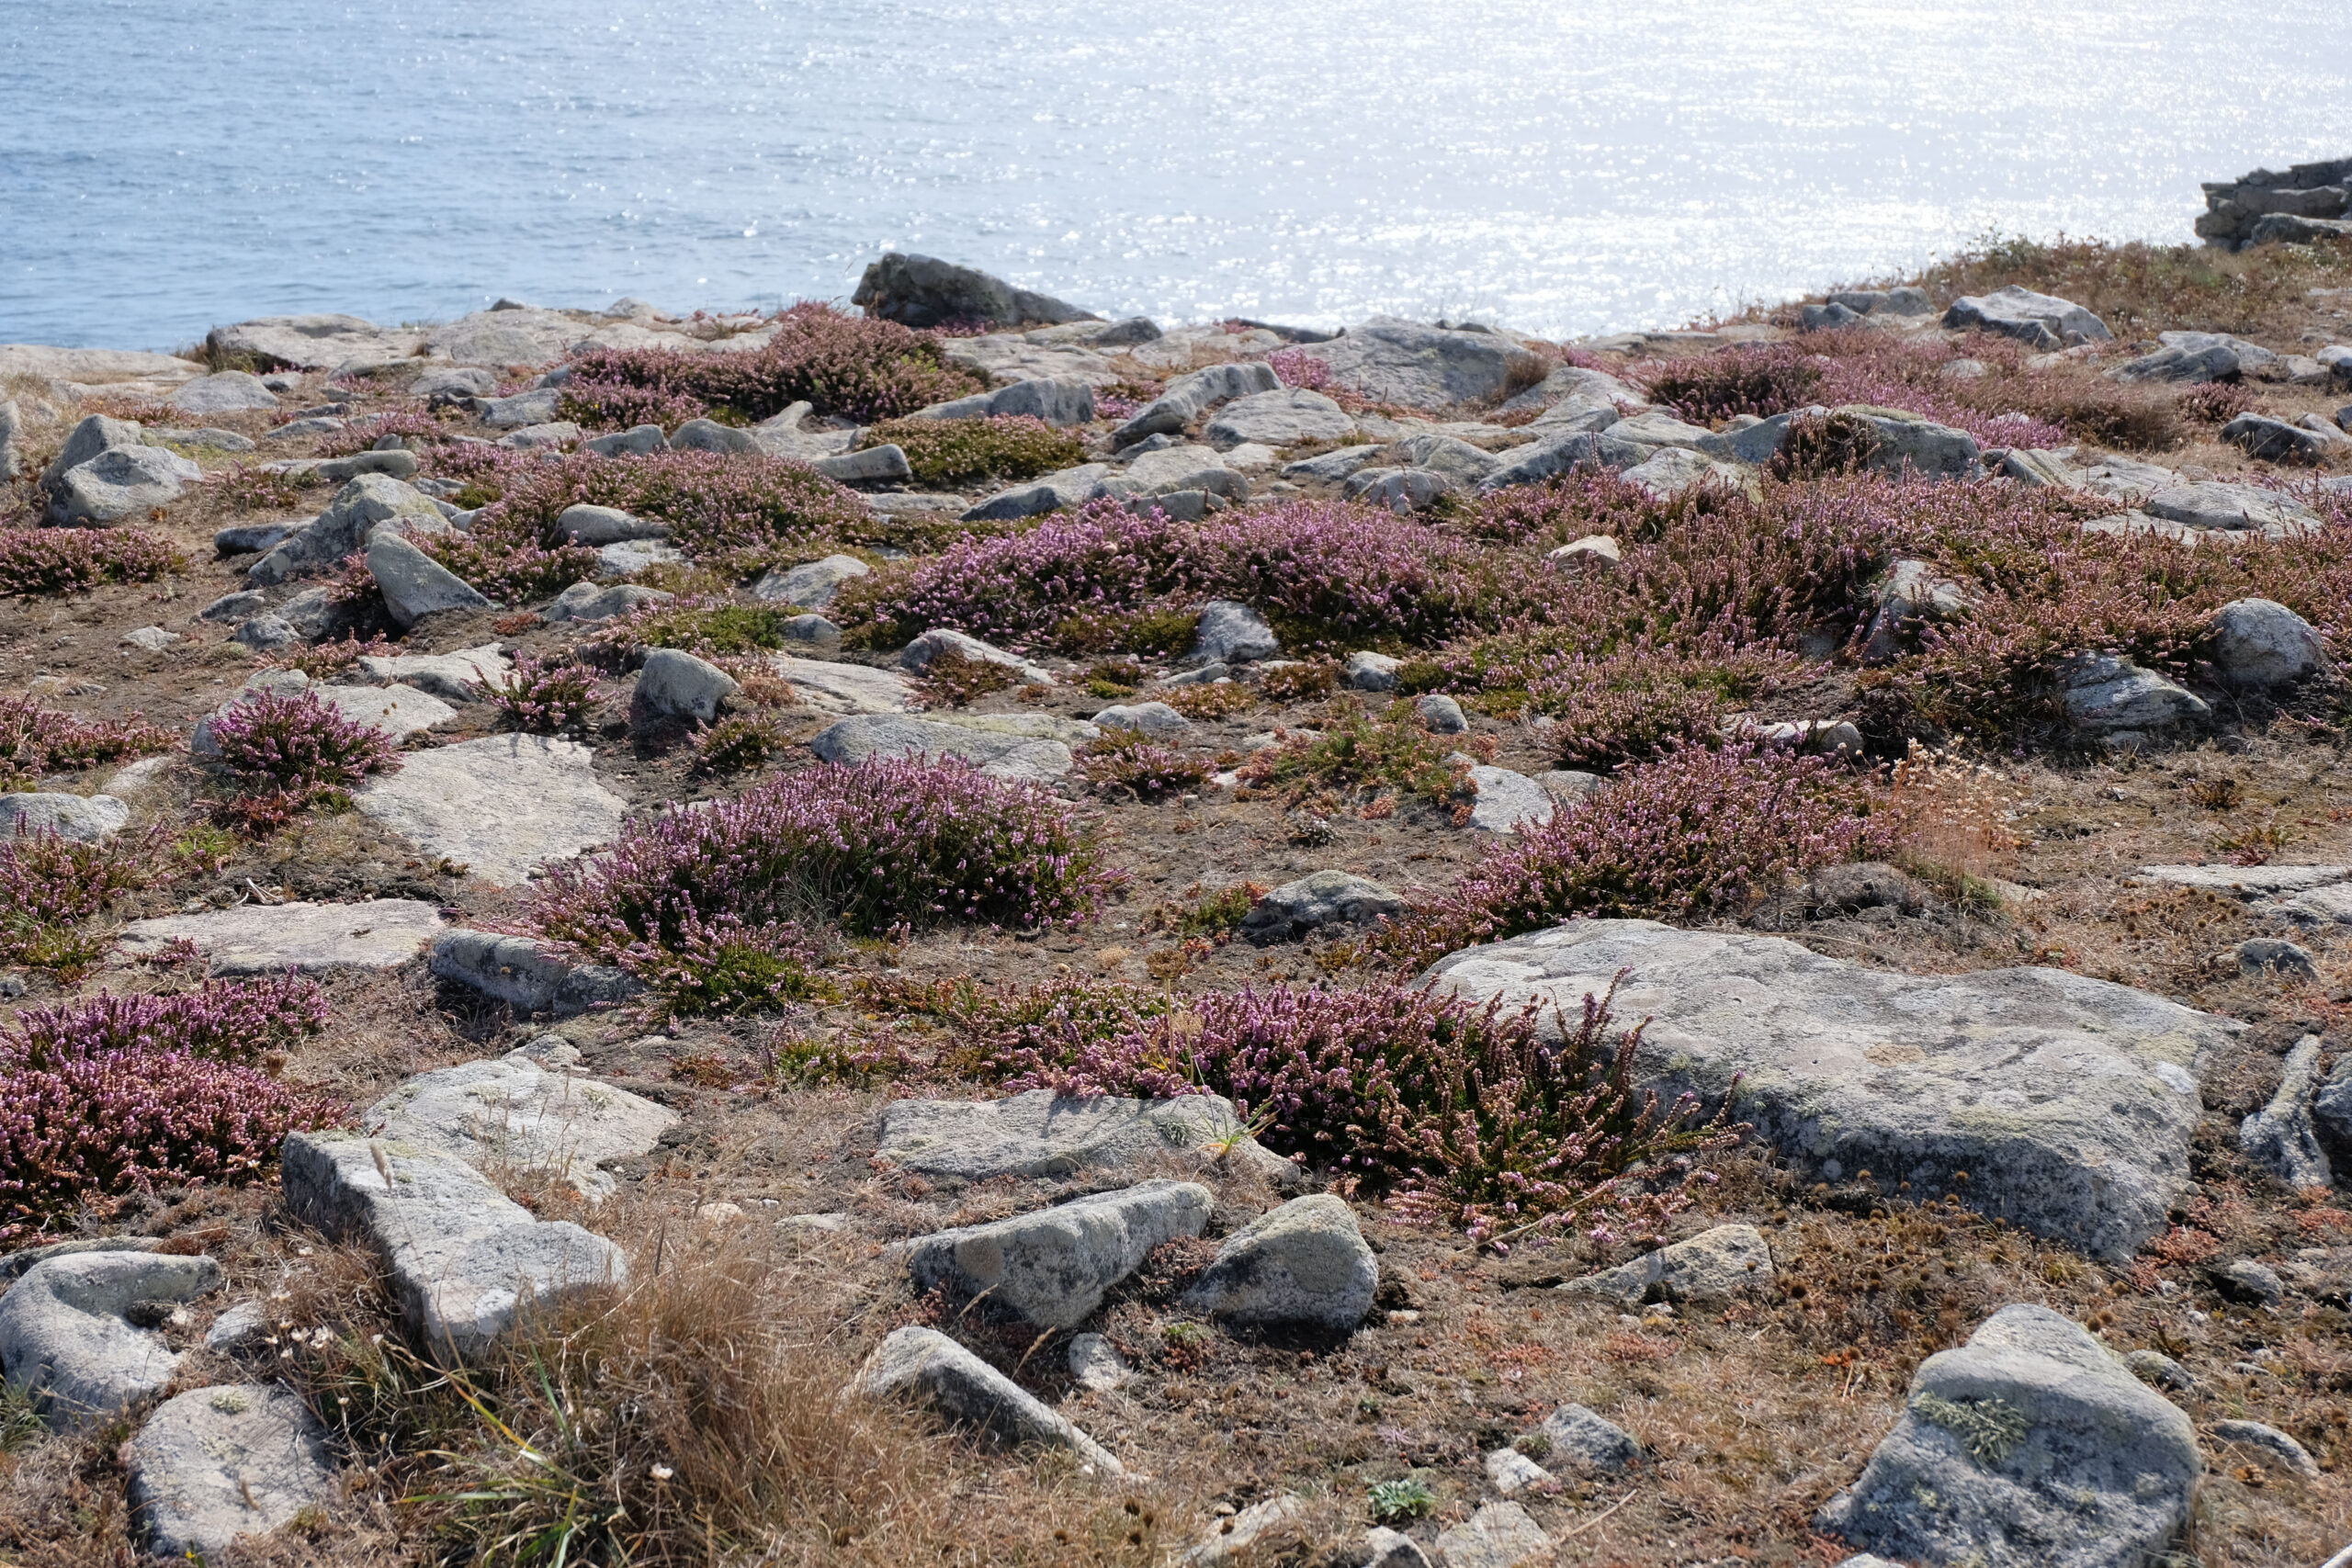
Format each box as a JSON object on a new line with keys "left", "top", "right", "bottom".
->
{"left": 5, "top": 0, "right": 2351, "bottom": 351}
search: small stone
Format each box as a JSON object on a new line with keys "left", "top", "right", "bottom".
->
{"left": 126, "top": 1383, "right": 334, "bottom": 1559}
{"left": 2215, "top": 1258, "right": 2286, "bottom": 1308}
{"left": 1526, "top": 1403, "right": 1640, "bottom": 1472}
{"left": 1415, "top": 693, "right": 1468, "bottom": 733}
{"left": 582, "top": 423, "right": 666, "bottom": 457}
{"left": 1191, "top": 600, "right": 1279, "bottom": 664}
{"left": 900, "top": 627, "right": 1054, "bottom": 684}
{"left": 808, "top": 714, "right": 1074, "bottom": 781}
{"left": 49, "top": 445, "right": 200, "bottom": 525}
{"left": 2059, "top": 654, "right": 2209, "bottom": 732}
{"left": 0, "top": 1252, "right": 221, "bottom": 1429}
{"left": 776, "top": 614, "right": 842, "bottom": 653}
{"left": 1066, "top": 1332, "right": 1131, "bottom": 1392}
{"left": 557, "top": 504, "right": 670, "bottom": 545}
{"left": 854, "top": 1325, "right": 1122, "bottom": 1472}
{"left": 1091, "top": 701, "right": 1190, "bottom": 736}
{"left": 168, "top": 370, "right": 279, "bottom": 414}
{"left": 813, "top": 445, "right": 914, "bottom": 485}
{"left": 635, "top": 649, "right": 740, "bottom": 723}
{"left": 232, "top": 615, "right": 299, "bottom": 651}
{"left": 198, "top": 588, "right": 272, "bottom": 621}
{"left": 1547, "top": 534, "right": 1621, "bottom": 570}
{"left": 1432, "top": 1501, "right": 1553, "bottom": 1568}
{"left": 2211, "top": 1419, "right": 2319, "bottom": 1479}
{"left": 1344, "top": 650, "right": 1401, "bottom": 691}
{"left": 2124, "top": 1348, "right": 2196, "bottom": 1393}
{"left": 1534, "top": 769, "right": 1609, "bottom": 802}
{"left": 1360, "top": 1529, "right": 1436, "bottom": 1568}
{"left": 768, "top": 656, "right": 917, "bottom": 714}
{"left": 2241, "top": 936, "right": 2319, "bottom": 977}
{"left": 1241, "top": 870, "right": 1404, "bottom": 944}
{"left": 903, "top": 1179, "right": 1213, "bottom": 1329}
{"left": 597, "top": 538, "right": 683, "bottom": 575}
{"left": 1204, "top": 388, "right": 1357, "bottom": 449}
{"left": 1941, "top": 286, "right": 2113, "bottom": 350}
{"left": 0, "top": 792, "right": 130, "bottom": 842}
{"left": 1561, "top": 1224, "right": 1775, "bottom": 1309}
{"left": 203, "top": 1302, "right": 271, "bottom": 1355}
{"left": 1182, "top": 1194, "right": 1377, "bottom": 1335}
{"left": 2222, "top": 412, "right": 2346, "bottom": 463}
{"left": 352, "top": 644, "right": 511, "bottom": 704}
{"left": 877, "top": 1089, "right": 1293, "bottom": 1187}
{"left": 1467, "top": 765, "right": 1553, "bottom": 835}
{"left": 428, "top": 928, "right": 641, "bottom": 1016}
{"left": 752, "top": 553, "right": 870, "bottom": 608}
{"left": 1180, "top": 1495, "right": 1306, "bottom": 1564}
{"left": 1483, "top": 1446, "right": 1557, "bottom": 1495}
{"left": 2209, "top": 598, "right": 2324, "bottom": 687}
{"left": 545, "top": 581, "right": 673, "bottom": 623}
{"left": 668, "top": 417, "right": 759, "bottom": 455}
{"left": 120, "top": 626, "right": 180, "bottom": 651}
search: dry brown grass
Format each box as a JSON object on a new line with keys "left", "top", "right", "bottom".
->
{"left": 1907, "top": 233, "right": 2352, "bottom": 339}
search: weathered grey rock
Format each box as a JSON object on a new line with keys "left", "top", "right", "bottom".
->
{"left": 356, "top": 735, "right": 627, "bottom": 887}
{"left": 1066, "top": 1332, "right": 1131, "bottom": 1392}
{"left": 1464, "top": 765, "right": 1551, "bottom": 835}
{"left": 202, "top": 1301, "right": 271, "bottom": 1355}
{"left": 1426, "top": 919, "right": 2239, "bottom": 1258}
{"left": 1241, "top": 871, "right": 1403, "bottom": 944}
{"left": 812, "top": 444, "right": 912, "bottom": 485}
{"left": 40, "top": 412, "right": 144, "bottom": 486}
{"left": 0, "top": 398, "right": 19, "bottom": 479}
{"left": 1415, "top": 693, "right": 1468, "bottom": 733}
{"left": 1091, "top": 701, "right": 1189, "bottom": 736}
{"left": 2248, "top": 212, "right": 2352, "bottom": 246}
{"left": 1479, "top": 431, "right": 1648, "bottom": 491}
{"left": 49, "top": 444, "right": 201, "bottom": 525}
{"left": 1181, "top": 1495, "right": 1307, "bottom": 1564}
{"left": 2143, "top": 480, "right": 2318, "bottom": 534}
{"left": 0, "top": 1252, "right": 220, "bottom": 1429}
{"left": 1111, "top": 363, "right": 1282, "bottom": 446}
{"left": 351, "top": 644, "right": 509, "bottom": 703}
{"left": 2058, "top": 653, "right": 2209, "bottom": 733}
{"left": 852, "top": 254, "right": 1099, "bottom": 332}
{"left": 808, "top": 714, "right": 1072, "bottom": 780}
{"left": 207, "top": 313, "right": 417, "bottom": 369}
{"left": 634, "top": 649, "right": 739, "bottom": 723}
{"left": 147, "top": 425, "right": 257, "bottom": 454}
{"left": 1536, "top": 769, "right": 1610, "bottom": 802}
{"left": 168, "top": 370, "right": 278, "bottom": 414}
{"left": 1839, "top": 406, "right": 1984, "bottom": 479}
{"left": 1360, "top": 1526, "right": 1436, "bottom": 1568}
{"left": 1343, "top": 650, "right": 1402, "bottom": 691}
{"left": 1432, "top": 1501, "right": 1552, "bottom": 1568}
{"left": 2113, "top": 331, "right": 2273, "bottom": 385}
{"left": 1290, "top": 319, "right": 1549, "bottom": 410}
{"left": 1344, "top": 466, "right": 1454, "bottom": 512}
{"left": 411, "top": 364, "right": 499, "bottom": 402}
{"left": 2238, "top": 936, "right": 2318, "bottom": 978}
{"left": 1802, "top": 301, "right": 1867, "bottom": 333}
{"left": 767, "top": 654, "right": 917, "bottom": 714}
{"left": 753, "top": 553, "right": 870, "bottom": 607}
{"left": 2240, "top": 1035, "right": 2332, "bottom": 1192}
{"left": 2124, "top": 1348, "right": 2195, "bottom": 1393}
{"left": 2211, "top": 1419, "right": 2319, "bottom": 1478}
{"left": 213, "top": 525, "right": 292, "bottom": 558}
{"left": 369, "top": 1051, "right": 675, "bottom": 1201}
{"left": 556, "top": 504, "right": 668, "bottom": 546}
{"left": 2215, "top": 1257, "right": 2285, "bottom": 1308}
{"left": 1181, "top": 1194, "right": 1376, "bottom": 1334}
{"left": 1192, "top": 600, "right": 1279, "bottom": 664}
{"left": 777, "top": 615, "right": 842, "bottom": 653}
{"left": 282, "top": 1130, "right": 627, "bottom": 1363}
{"left": 2222, "top": 412, "right": 2346, "bottom": 463}
{"left": 964, "top": 462, "right": 1113, "bottom": 522}
{"left": 232, "top": 615, "right": 298, "bottom": 651}
{"left": 1816, "top": 1304, "right": 2199, "bottom": 1568}
{"left": 901, "top": 626, "right": 1054, "bottom": 684}
{"left": 126, "top": 1384, "right": 334, "bottom": 1560}
{"left": 0, "top": 1237, "right": 165, "bottom": 1288}
{"left": 1620, "top": 445, "right": 1749, "bottom": 499}
{"left": 1603, "top": 409, "right": 1718, "bottom": 451}
{"left": 1942, "top": 287, "right": 2113, "bottom": 350}
{"left": 249, "top": 473, "right": 447, "bottom": 584}
{"left": 429, "top": 928, "right": 641, "bottom": 1016}
{"left": 0, "top": 792, "right": 130, "bottom": 841}
{"left": 279, "top": 448, "right": 421, "bottom": 485}
{"left": 545, "top": 581, "right": 673, "bottom": 623}
{"left": 368, "top": 533, "right": 492, "bottom": 626}
{"left": 118, "top": 898, "right": 445, "bottom": 976}
{"left": 1861, "top": 558, "right": 1974, "bottom": 662}
{"left": 918, "top": 377, "right": 1096, "bottom": 426}
{"left": 603, "top": 541, "right": 682, "bottom": 578}
{"left": 1526, "top": 1403, "right": 1639, "bottom": 1472}
{"left": 1483, "top": 1445, "right": 1556, "bottom": 1495}
{"left": 1204, "top": 388, "right": 1356, "bottom": 449}
{"left": 262, "top": 416, "right": 345, "bottom": 441}
{"left": 662, "top": 416, "right": 755, "bottom": 455}
{"left": 498, "top": 421, "right": 580, "bottom": 451}
{"left": 579, "top": 422, "right": 666, "bottom": 457}
{"left": 476, "top": 388, "right": 564, "bottom": 429}
{"left": 2208, "top": 597, "right": 2324, "bottom": 688}
{"left": 854, "top": 1325, "right": 1121, "bottom": 1472}
{"left": 120, "top": 625, "right": 181, "bottom": 652}
{"left": 904, "top": 1179, "right": 1212, "bottom": 1329}
{"left": 878, "top": 1089, "right": 1294, "bottom": 1186}
{"left": 1562, "top": 1224, "right": 1773, "bottom": 1308}
{"left": 1548, "top": 534, "right": 1622, "bottom": 573}
{"left": 1281, "top": 445, "right": 1389, "bottom": 483}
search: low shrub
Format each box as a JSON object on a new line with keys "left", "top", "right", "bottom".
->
{"left": 1048, "top": 607, "right": 1202, "bottom": 659}
{"left": 1380, "top": 742, "right": 1894, "bottom": 966}
{"left": 1535, "top": 645, "right": 1798, "bottom": 769}
{"left": 0, "top": 1049, "right": 346, "bottom": 1241}
{"left": 487, "top": 652, "right": 606, "bottom": 735}
{"left": 616, "top": 911, "right": 835, "bottom": 1020}
{"left": 561, "top": 301, "right": 984, "bottom": 425}
{"left": 1235, "top": 702, "right": 1475, "bottom": 813}
{"left": 209, "top": 687, "right": 401, "bottom": 801}
{"left": 209, "top": 465, "right": 310, "bottom": 513}
{"left": 2, "top": 975, "right": 329, "bottom": 1070}
{"left": 912, "top": 649, "right": 1025, "bottom": 706}
{"left": 1159, "top": 680, "right": 1256, "bottom": 720}
{"left": 857, "top": 415, "right": 1086, "bottom": 490}
{"left": 1768, "top": 411, "right": 1882, "bottom": 481}
{"left": 1912, "top": 232, "right": 2352, "bottom": 337}
{"left": 0, "top": 699, "right": 175, "bottom": 789}
{"left": 1076, "top": 729, "right": 1211, "bottom": 800}
{"left": 531, "top": 758, "right": 1118, "bottom": 955}
{"left": 2182, "top": 380, "right": 2261, "bottom": 424}
{"left": 0, "top": 527, "right": 180, "bottom": 597}
{"left": 1258, "top": 660, "right": 1338, "bottom": 703}
{"left": 418, "top": 533, "right": 603, "bottom": 604}
{"left": 691, "top": 713, "right": 793, "bottom": 774}
{"left": 581, "top": 600, "right": 801, "bottom": 667}
{"left": 1148, "top": 881, "right": 1268, "bottom": 940}
{"left": 1645, "top": 344, "right": 1824, "bottom": 423}
{"left": 0, "top": 826, "right": 167, "bottom": 976}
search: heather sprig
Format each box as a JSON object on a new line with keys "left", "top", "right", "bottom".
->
{"left": 419, "top": 532, "right": 603, "bottom": 604}
{"left": 208, "top": 687, "right": 401, "bottom": 800}
{"left": 488, "top": 652, "right": 607, "bottom": 735}
{"left": 530, "top": 757, "right": 1119, "bottom": 954}
{"left": 0, "top": 527, "right": 181, "bottom": 597}
{"left": 0, "top": 824, "right": 168, "bottom": 976}
{"left": 0, "top": 698, "right": 175, "bottom": 788}
{"left": 2, "top": 975, "right": 329, "bottom": 1071}
{"left": 1076, "top": 728, "right": 1211, "bottom": 801}
{"left": 616, "top": 910, "right": 836, "bottom": 1021}
{"left": 456, "top": 448, "right": 870, "bottom": 570}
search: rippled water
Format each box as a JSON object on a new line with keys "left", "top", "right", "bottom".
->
{"left": 5, "top": 0, "right": 2350, "bottom": 349}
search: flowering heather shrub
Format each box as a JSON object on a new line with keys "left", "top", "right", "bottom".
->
{"left": 1236, "top": 703, "right": 1474, "bottom": 812}
{"left": 0, "top": 825, "right": 169, "bottom": 976}
{"left": 558, "top": 378, "right": 707, "bottom": 432}
{"left": 322, "top": 410, "right": 462, "bottom": 457}
{"left": 1643, "top": 344, "right": 1824, "bottom": 423}
{"left": 1268, "top": 347, "right": 1332, "bottom": 390}
{"left": 1047, "top": 607, "right": 1202, "bottom": 660}
{"left": 579, "top": 599, "right": 800, "bottom": 668}
{"left": 209, "top": 687, "right": 401, "bottom": 798}
{"left": 531, "top": 757, "right": 1117, "bottom": 953}
{"left": 419, "top": 532, "right": 604, "bottom": 604}
{"left": 1915, "top": 232, "right": 2352, "bottom": 337}
{"left": 1257, "top": 660, "right": 1338, "bottom": 703}
{"left": 263, "top": 631, "right": 398, "bottom": 679}
{"left": 857, "top": 415, "right": 1086, "bottom": 490}
{"left": 2181, "top": 380, "right": 2261, "bottom": 424}
{"left": 1159, "top": 680, "right": 1256, "bottom": 720}
{"left": 1535, "top": 645, "right": 1799, "bottom": 768}
{"left": 0, "top": 527, "right": 180, "bottom": 597}
{"left": 2, "top": 975, "right": 329, "bottom": 1070}
{"left": 1380, "top": 742, "right": 1894, "bottom": 966}
{"left": 461, "top": 448, "right": 869, "bottom": 569}
{"left": 1076, "top": 729, "right": 1211, "bottom": 800}
{"left": 488, "top": 652, "right": 606, "bottom": 735}
{"left": 690, "top": 713, "right": 792, "bottom": 774}
{"left": 1767, "top": 411, "right": 1883, "bottom": 481}
{"left": 912, "top": 649, "right": 1026, "bottom": 706}
{"left": 0, "top": 1051, "right": 345, "bottom": 1241}
{"left": 209, "top": 464, "right": 310, "bottom": 513}
{"left": 0, "top": 698, "right": 174, "bottom": 788}
{"left": 835, "top": 503, "right": 1170, "bottom": 648}
{"left": 616, "top": 910, "right": 834, "bottom": 1020}
{"left": 561, "top": 301, "right": 984, "bottom": 425}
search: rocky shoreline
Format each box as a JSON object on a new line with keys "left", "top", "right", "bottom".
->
{"left": 1, "top": 217, "right": 2351, "bottom": 1568}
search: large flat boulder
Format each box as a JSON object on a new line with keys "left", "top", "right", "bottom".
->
{"left": 853, "top": 254, "right": 1097, "bottom": 332}
{"left": 427, "top": 928, "right": 641, "bottom": 1015}
{"left": 119, "top": 898, "right": 444, "bottom": 976}
{"left": 768, "top": 655, "right": 918, "bottom": 714}
{"left": 48, "top": 444, "right": 200, "bottom": 525}
{"left": 878, "top": 1089, "right": 1293, "bottom": 1186}
{"left": 1941, "top": 287, "right": 2112, "bottom": 350}
{"left": 808, "top": 714, "right": 1073, "bottom": 780}
{"left": 1289, "top": 319, "right": 1549, "bottom": 410}
{"left": 903, "top": 1179, "right": 1212, "bottom": 1328}
{"left": 354, "top": 735, "right": 627, "bottom": 887}
{"left": 127, "top": 1384, "right": 335, "bottom": 1560}
{"left": 0, "top": 344, "right": 202, "bottom": 386}
{"left": 0, "top": 1252, "right": 220, "bottom": 1430}
{"left": 207, "top": 314, "right": 422, "bottom": 369}
{"left": 1424, "top": 919, "right": 2241, "bottom": 1259}
{"left": 1817, "top": 1304, "right": 2198, "bottom": 1567}
{"left": 368, "top": 1050, "right": 676, "bottom": 1201}
{"left": 282, "top": 1130, "right": 627, "bottom": 1363}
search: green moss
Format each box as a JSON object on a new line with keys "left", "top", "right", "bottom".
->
{"left": 1914, "top": 1392, "right": 2030, "bottom": 1466}
{"left": 858, "top": 414, "right": 1086, "bottom": 490}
